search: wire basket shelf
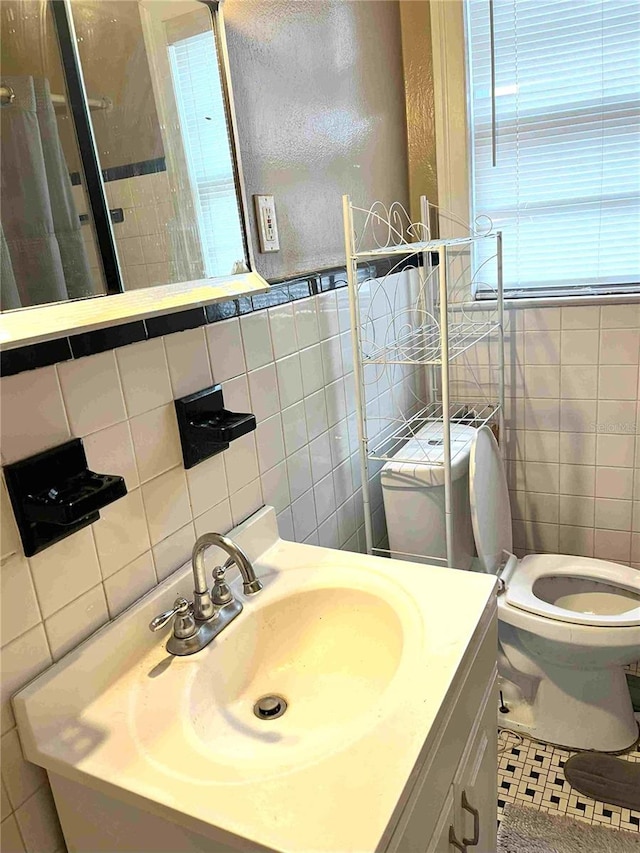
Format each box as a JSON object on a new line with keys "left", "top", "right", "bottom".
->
{"left": 362, "top": 319, "right": 501, "bottom": 365}
{"left": 367, "top": 401, "right": 500, "bottom": 465}
{"left": 351, "top": 233, "right": 496, "bottom": 259}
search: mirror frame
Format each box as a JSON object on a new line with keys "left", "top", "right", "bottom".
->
{"left": 0, "top": 0, "right": 267, "bottom": 350}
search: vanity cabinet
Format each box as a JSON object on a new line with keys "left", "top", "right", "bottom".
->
{"left": 451, "top": 690, "right": 498, "bottom": 853}
{"left": 388, "top": 617, "right": 498, "bottom": 853}
{"left": 427, "top": 685, "right": 498, "bottom": 853}
{"left": 15, "top": 507, "right": 498, "bottom": 853}
{"left": 46, "top": 609, "right": 498, "bottom": 853}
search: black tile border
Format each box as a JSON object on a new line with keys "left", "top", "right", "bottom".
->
{"left": 70, "top": 157, "right": 167, "bottom": 187}
{"left": 146, "top": 307, "right": 207, "bottom": 339}
{"left": 205, "top": 300, "right": 238, "bottom": 324}
{"left": 0, "top": 338, "right": 73, "bottom": 377}
{"left": 79, "top": 208, "right": 124, "bottom": 226}
{"left": 0, "top": 257, "right": 421, "bottom": 377}
{"left": 102, "top": 157, "right": 167, "bottom": 184}
{"left": 69, "top": 321, "right": 147, "bottom": 359}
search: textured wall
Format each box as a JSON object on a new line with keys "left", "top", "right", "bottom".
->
{"left": 399, "top": 1, "right": 438, "bottom": 224}
{"left": 224, "top": 0, "right": 409, "bottom": 280}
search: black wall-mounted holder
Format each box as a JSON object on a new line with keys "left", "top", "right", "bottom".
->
{"left": 175, "top": 384, "right": 256, "bottom": 469}
{"left": 4, "top": 439, "right": 127, "bottom": 557}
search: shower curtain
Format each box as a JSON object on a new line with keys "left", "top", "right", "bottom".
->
{"left": 0, "top": 75, "right": 95, "bottom": 309}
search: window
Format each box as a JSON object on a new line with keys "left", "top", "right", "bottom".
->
{"left": 169, "top": 29, "right": 245, "bottom": 277}
{"left": 466, "top": 0, "right": 640, "bottom": 298}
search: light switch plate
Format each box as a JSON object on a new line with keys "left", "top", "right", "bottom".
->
{"left": 254, "top": 194, "right": 280, "bottom": 252}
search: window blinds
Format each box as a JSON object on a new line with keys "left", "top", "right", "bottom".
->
{"left": 466, "top": 0, "right": 640, "bottom": 297}
{"left": 169, "top": 31, "right": 244, "bottom": 277}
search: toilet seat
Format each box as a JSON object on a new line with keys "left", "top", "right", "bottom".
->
{"left": 507, "top": 554, "right": 640, "bottom": 628}
{"left": 468, "top": 426, "right": 513, "bottom": 575}
{"left": 469, "top": 426, "right": 640, "bottom": 628}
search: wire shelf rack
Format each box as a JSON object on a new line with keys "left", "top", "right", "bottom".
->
{"left": 362, "top": 320, "right": 501, "bottom": 365}
{"left": 368, "top": 401, "right": 501, "bottom": 464}
{"left": 351, "top": 233, "right": 494, "bottom": 259}
{"left": 343, "top": 194, "right": 505, "bottom": 567}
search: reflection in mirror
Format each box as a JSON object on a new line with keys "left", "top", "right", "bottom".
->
{"left": 0, "top": 0, "right": 107, "bottom": 309}
{"left": 0, "top": 0, "right": 248, "bottom": 313}
{"left": 70, "top": 0, "right": 248, "bottom": 292}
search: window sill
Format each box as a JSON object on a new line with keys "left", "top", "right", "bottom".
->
{"left": 470, "top": 291, "right": 640, "bottom": 310}
{"left": 0, "top": 272, "right": 270, "bottom": 350}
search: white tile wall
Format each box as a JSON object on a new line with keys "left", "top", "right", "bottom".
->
{"left": 0, "top": 271, "right": 420, "bottom": 851}
{"left": 57, "top": 352, "right": 126, "bottom": 436}
{"left": 75, "top": 172, "right": 192, "bottom": 295}
{"left": 453, "top": 302, "right": 640, "bottom": 565}
{"left": 0, "top": 368, "right": 70, "bottom": 465}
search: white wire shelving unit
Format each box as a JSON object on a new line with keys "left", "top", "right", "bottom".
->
{"left": 343, "top": 195, "right": 505, "bottom": 567}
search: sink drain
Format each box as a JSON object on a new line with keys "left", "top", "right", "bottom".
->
{"left": 254, "top": 694, "right": 287, "bottom": 720}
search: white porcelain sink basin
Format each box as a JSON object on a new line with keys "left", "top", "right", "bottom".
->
{"left": 132, "top": 572, "right": 409, "bottom": 782}
{"left": 14, "top": 506, "right": 496, "bottom": 853}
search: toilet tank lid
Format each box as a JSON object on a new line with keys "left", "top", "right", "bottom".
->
{"left": 381, "top": 422, "right": 477, "bottom": 486}
{"left": 469, "top": 425, "right": 513, "bottom": 575}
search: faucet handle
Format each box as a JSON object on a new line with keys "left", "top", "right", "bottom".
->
{"left": 149, "top": 597, "right": 191, "bottom": 632}
{"left": 211, "top": 566, "right": 233, "bottom": 606}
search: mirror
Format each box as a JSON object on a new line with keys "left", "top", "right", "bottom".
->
{"left": 0, "top": 0, "right": 249, "bottom": 311}
{"left": 0, "top": 0, "right": 108, "bottom": 309}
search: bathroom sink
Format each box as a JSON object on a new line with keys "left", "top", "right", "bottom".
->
{"left": 132, "top": 576, "right": 407, "bottom": 781}
{"left": 14, "top": 506, "right": 497, "bottom": 853}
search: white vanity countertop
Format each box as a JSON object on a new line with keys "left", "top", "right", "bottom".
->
{"left": 14, "top": 507, "right": 497, "bottom": 853}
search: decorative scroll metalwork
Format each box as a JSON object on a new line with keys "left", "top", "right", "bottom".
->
{"left": 344, "top": 195, "right": 505, "bottom": 564}
{"left": 349, "top": 198, "right": 494, "bottom": 255}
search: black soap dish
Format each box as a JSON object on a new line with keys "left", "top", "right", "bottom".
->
{"left": 4, "top": 439, "right": 127, "bottom": 557}
{"left": 175, "top": 384, "right": 256, "bottom": 469}
{"left": 26, "top": 470, "right": 124, "bottom": 525}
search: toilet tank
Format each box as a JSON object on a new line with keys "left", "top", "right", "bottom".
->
{"left": 381, "top": 422, "right": 476, "bottom": 569}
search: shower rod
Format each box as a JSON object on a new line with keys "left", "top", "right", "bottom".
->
{"left": 0, "top": 83, "right": 111, "bottom": 111}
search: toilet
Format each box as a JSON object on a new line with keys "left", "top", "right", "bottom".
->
{"left": 469, "top": 426, "right": 640, "bottom": 752}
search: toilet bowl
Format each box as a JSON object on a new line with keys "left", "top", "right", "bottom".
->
{"left": 469, "top": 426, "right": 640, "bottom": 752}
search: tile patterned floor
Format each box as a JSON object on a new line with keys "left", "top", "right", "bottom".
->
{"left": 497, "top": 663, "right": 640, "bottom": 835}
{"left": 497, "top": 730, "right": 640, "bottom": 835}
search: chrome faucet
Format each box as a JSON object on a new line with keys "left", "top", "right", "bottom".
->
{"left": 149, "top": 532, "right": 262, "bottom": 656}
{"left": 191, "top": 532, "right": 262, "bottom": 615}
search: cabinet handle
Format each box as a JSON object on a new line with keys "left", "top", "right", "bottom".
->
{"left": 448, "top": 826, "right": 467, "bottom": 852}
{"left": 461, "top": 790, "right": 480, "bottom": 847}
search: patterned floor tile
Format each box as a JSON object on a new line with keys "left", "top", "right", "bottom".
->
{"left": 497, "top": 729, "right": 640, "bottom": 835}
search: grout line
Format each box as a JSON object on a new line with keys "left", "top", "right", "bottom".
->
{"left": 52, "top": 362, "right": 73, "bottom": 440}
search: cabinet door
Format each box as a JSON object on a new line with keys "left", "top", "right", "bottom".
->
{"left": 424, "top": 787, "right": 456, "bottom": 853}
{"left": 453, "top": 678, "right": 498, "bottom": 853}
